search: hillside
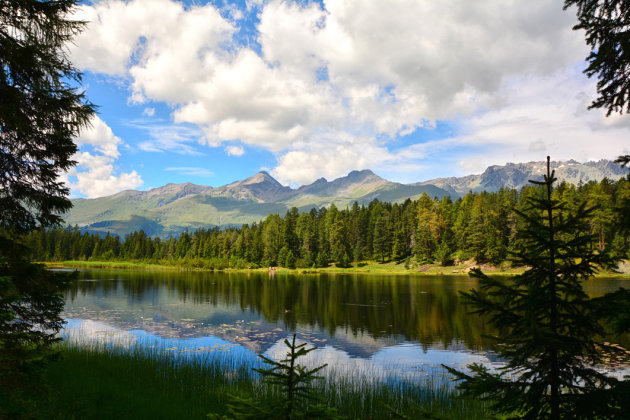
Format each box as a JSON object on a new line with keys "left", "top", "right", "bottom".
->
{"left": 66, "top": 159, "right": 628, "bottom": 237}
{"left": 67, "top": 170, "right": 448, "bottom": 237}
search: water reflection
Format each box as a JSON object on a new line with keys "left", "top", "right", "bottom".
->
{"left": 63, "top": 318, "right": 252, "bottom": 359}
{"left": 62, "top": 317, "right": 502, "bottom": 387}
{"left": 62, "top": 270, "right": 629, "bottom": 374}
{"left": 64, "top": 270, "right": 503, "bottom": 355}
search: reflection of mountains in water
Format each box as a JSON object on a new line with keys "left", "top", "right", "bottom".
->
{"left": 62, "top": 318, "right": 501, "bottom": 386}
{"left": 64, "top": 270, "right": 630, "bottom": 357}
{"left": 62, "top": 305, "right": 402, "bottom": 358}
{"left": 65, "top": 269, "right": 503, "bottom": 355}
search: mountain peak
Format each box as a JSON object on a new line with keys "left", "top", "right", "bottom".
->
{"left": 348, "top": 169, "right": 374, "bottom": 176}
{"left": 341, "top": 169, "right": 385, "bottom": 183}
{"left": 418, "top": 159, "right": 628, "bottom": 196}
{"left": 238, "top": 171, "right": 282, "bottom": 187}
{"left": 345, "top": 169, "right": 379, "bottom": 180}
{"left": 214, "top": 171, "right": 292, "bottom": 202}
{"left": 295, "top": 169, "right": 389, "bottom": 197}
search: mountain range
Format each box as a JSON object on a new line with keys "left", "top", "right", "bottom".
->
{"left": 412, "top": 159, "right": 628, "bottom": 196}
{"left": 66, "top": 159, "right": 628, "bottom": 237}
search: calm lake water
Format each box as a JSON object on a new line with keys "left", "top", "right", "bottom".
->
{"left": 61, "top": 269, "right": 629, "bottom": 383}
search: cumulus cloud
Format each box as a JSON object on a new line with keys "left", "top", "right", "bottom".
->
{"left": 257, "top": 0, "right": 588, "bottom": 129}
{"left": 271, "top": 133, "right": 399, "bottom": 186}
{"left": 69, "top": 0, "right": 234, "bottom": 78}
{"left": 400, "top": 70, "right": 630, "bottom": 176}
{"left": 67, "top": 152, "right": 143, "bottom": 198}
{"left": 75, "top": 115, "right": 121, "bottom": 158}
{"left": 69, "top": 0, "right": 630, "bottom": 184}
{"left": 65, "top": 116, "right": 143, "bottom": 198}
{"left": 225, "top": 145, "right": 245, "bottom": 156}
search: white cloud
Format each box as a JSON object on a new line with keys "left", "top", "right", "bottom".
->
{"left": 67, "top": 152, "right": 143, "bottom": 198}
{"left": 257, "top": 0, "right": 588, "bottom": 129}
{"left": 73, "top": 1, "right": 586, "bottom": 143}
{"left": 66, "top": 116, "right": 143, "bottom": 198}
{"left": 75, "top": 115, "right": 121, "bottom": 158}
{"left": 132, "top": 122, "right": 205, "bottom": 155}
{"left": 400, "top": 70, "right": 630, "bottom": 176}
{"left": 225, "top": 145, "right": 245, "bottom": 156}
{"left": 143, "top": 107, "right": 155, "bottom": 117}
{"left": 69, "top": 0, "right": 234, "bottom": 77}
{"left": 69, "top": 0, "right": 630, "bottom": 185}
{"left": 271, "top": 133, "right": 399, "bottom": 186}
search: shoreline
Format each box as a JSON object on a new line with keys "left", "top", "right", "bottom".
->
{"left": 43, "top": 260, "right": 630, "bottom": 278}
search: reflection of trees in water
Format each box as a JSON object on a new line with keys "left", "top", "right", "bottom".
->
{"left": 67, "top": 271, "right": 628, "bottom": 350}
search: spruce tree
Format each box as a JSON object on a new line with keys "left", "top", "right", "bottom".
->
{"left": 564, "top": 0, "right": 630, "bottom": 116}
{"left": 209, "top": 334, "right": 342, "bottom": 420}
{"left": 1, "top": 0, "right": 94, "bottom": 415}
{"left": 446, "top": 157, "right": 629, "bottom": 419}
{"left": 373, "top": 213, "right": 390, "bottom": 262}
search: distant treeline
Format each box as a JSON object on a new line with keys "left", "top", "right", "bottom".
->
{"left": 27, "top": 178, "right": 630, "bottom": 269}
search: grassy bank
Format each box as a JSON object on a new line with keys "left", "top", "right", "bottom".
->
{"left": 35, "top": 345, "right": 490, "bottom": 419}
{"left": 45, "top": 258, "right": 524, "bottom": 276}
{"left": 45, "top": 260, "right": 184, "bottom": 271}
{"left": 45, "top": 259, "right": 630, "bottom": 277}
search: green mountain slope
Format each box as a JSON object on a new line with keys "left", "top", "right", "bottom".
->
{"left": 67, "top": 170, "right": 448, "bottom": 237}
{"left": 68, "top": 160, "right": 623, "bottom": 238}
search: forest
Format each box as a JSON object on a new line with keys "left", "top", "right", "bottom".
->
{"left": 27, "top": 177, "right": 630, "bottom": 270}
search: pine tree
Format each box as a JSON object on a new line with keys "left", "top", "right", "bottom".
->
{"left": 285, "top": 250, "right": 296, "bottom": 269}
{"left": 433, "top": 240, "right": 453, "bottom": 267}
{"left": 446, "top": 157, "right": 629, "bottom": 419}
{"left": 564, "top": 0, "right": 630, "bottom": 115}
{"left": 283, "top": 208, "right": 300, "bottom": 258}
{"left": 209, "top": 334, "right": 342, "bottom": 420}
{"left": 373, "top": 211, "right": 390, "bottom": 262}
{"left": 1, "top": 0, "right": 94, "bottom": 415}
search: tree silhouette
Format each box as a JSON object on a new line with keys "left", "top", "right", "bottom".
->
{"left": 565, "top": 0, "right": 630, "bottom": 116}
{"left": 209, "top": 334, "right": 342, "bottom": 420}
{"left": 446, "top": 157, "right": 630, "bottom": 419}
{"left": 0, "top": 0, "right": 94, "bottom": 415}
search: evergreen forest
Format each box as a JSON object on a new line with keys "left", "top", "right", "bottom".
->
{"left": 27, "top": 177, "right": 630, "bottom": 270}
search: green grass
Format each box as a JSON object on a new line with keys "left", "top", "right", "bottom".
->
{"left": 45, "top": 260, "right": 184, "bottom": 271}
{"left": 46, "top": 258, "right": 516, "bottom": 276}
{"left": 39, "top": 345, "right": 255, "bottom": 420}
{"left": 46, "top": 258, "right": 630, "bottom": 278}
{"left": 36, "top": 344, "right": 491, "bottom": 420}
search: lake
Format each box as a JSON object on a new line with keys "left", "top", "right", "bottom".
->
{"left": 61, "top": 269, "right": 629, "bottom": 384}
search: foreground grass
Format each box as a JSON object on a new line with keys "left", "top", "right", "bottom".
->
{"left": 36, "top": 345, "right": 491, "bottom": 420}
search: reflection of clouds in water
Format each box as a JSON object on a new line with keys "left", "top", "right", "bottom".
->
{"left": 62, "top": 318, "right": 258, "bottom": 363}
{"left": 63, "top": 318, "right": 138, "bottom": 348}
{"left": 61, "top": 319, "right": 630, "bottom": 389}
{"left": 62, "top": 319, "right": 506, "bottom": 386}
{"left": 264, "top": 338, "right": 503, "bottom": 385}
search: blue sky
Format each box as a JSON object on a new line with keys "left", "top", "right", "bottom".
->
{"left": 64, "top": 0, "right": 630, "bottom": 198}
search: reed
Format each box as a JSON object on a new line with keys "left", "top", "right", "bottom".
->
{"left": 37, "top": 341, "right": 490, "bottom": 419}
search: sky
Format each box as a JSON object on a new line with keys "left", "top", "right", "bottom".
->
{"left": 64, "top": 0, "right": 630, "bottom": 198}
